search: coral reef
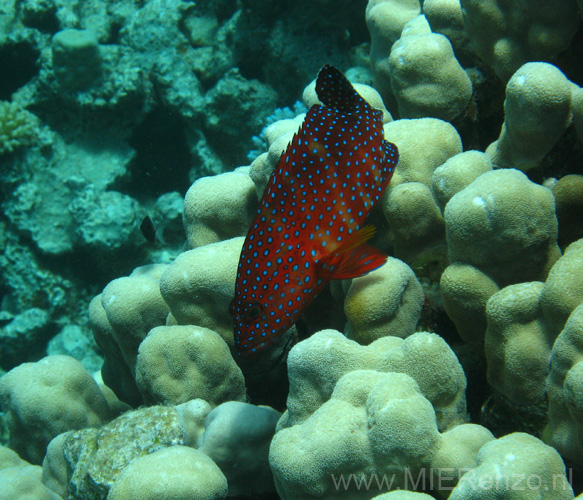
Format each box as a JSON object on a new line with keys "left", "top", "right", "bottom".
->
{"left": 1, "top": 0, "right": 583, "bottom": 499}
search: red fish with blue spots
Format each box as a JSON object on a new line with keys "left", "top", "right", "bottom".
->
{"left": 231, "top": 65, "right": 399, "bottom": 357}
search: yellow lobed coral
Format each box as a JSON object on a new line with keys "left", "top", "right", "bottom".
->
{"left": 486, "top": 63, "right": 573, "bottom": 171}
{"left": 545, "top": 303, "right": 583, "bottom": 466}
{"left": 159, "top": 237, "right": 244, "bottom": 348}
{"left": 0, "top": 101, "right": 37, "bottom": 155}
{"left": 344, "top": 256, "right": 425, "bottom": 343}
{"left": 135, "top": 324, "right": 246, "bottom": 406}
{"left": 183, "top": 169, "right": 258, "bottom": 249}
{"left": 278, "top": 329, "right": 468, "bottom": 433}
{"left": 107, "top": 446, "right": 228, "bottom": 500}
{"left": 270, "top": 369, "right": 492, "bottom": 500}
{"left": 0, "top": 356, "right": 110, "bottom": 464}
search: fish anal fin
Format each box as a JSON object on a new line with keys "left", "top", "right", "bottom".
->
{"left": 317, "top": 225, "right": 387, "bottom": 280}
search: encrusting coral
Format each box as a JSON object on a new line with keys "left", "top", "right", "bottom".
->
{"left": 459, "top": 0, "right": 580, "bottom": 82}
{"left": 277, "top": 329, "right": 468, "bottom": 432}
{"left": 478, "top": 239, "right": 583, "bottom": 461}
{"left": 449, "top": 433, "right": 574, "bottom": 500}
{"left": 159, "top": 237, "right": 245, "bottom": 348}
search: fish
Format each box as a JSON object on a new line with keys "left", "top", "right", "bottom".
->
{"left": 230, "top": 64, "right": 399, "bottom": 357}
{"left": 140, "top": 215, "right": 166, "bottom": 247}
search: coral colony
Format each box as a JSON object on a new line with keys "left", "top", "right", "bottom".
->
{"left": 1, "top": 0, "right": 583, "bottom": 499}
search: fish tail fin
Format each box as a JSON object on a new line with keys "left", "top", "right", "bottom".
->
{"left": 317, "top": 225, "right": 387, "bottom": 280}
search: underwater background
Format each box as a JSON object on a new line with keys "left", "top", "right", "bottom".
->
{"left": 1, "top": 0, "right": 583, "bottom": 499}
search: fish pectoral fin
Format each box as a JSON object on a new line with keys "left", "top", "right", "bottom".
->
{"left": 316, "top": 225, "right": 387, "bottom": 280}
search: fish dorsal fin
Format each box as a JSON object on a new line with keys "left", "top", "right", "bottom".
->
{"left": 316, "top": 65, "right": 366, "bottom": 114}
{"left": 316, "top": 225, "right": 387, "bottom": 280}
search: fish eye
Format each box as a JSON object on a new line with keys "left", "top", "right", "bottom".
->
{"left": 246, "top": 301, "right": 263, "bottom": 321}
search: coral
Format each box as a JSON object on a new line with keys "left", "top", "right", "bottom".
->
{"left": 553, "top": 175, "right": 583, "bottom": 248}
{"left": 183, "top": 169, "right": 258, "bottom": 249}
{"left": 383, "top": 181, "right": 445, "bottom": 262}
{"left": 152, "top": 50, "right": 205, "bottom": 121}
{"left": 40, "top": 397, "right": 280, "bottom": 500}
{"left": 135, "top": 325, "right": 246, "bottom": 406}
{"left": 3, "top": 0, "right": 583, "bottom": 496}
{"left": 445, "top": 169, "right": 558, "bottom": 283}
{"left": 422, "top": 0, "right": 473, "bottom": 65}
{"left": 541, "top": 239, "right": 583, "bottom": 339}
{"left": 449, "top": 433, "right": 574, "bottom": 499}
{"left": 344, "top": 257, "right": 425, "bottom": 343}
{"left": 383, "top": 118, "right": 462, "bottom": 188}
{"left": 486, "top": 63, "right": 573, "bottom": 171}
{"left": 97, "top": 265, "right": 170, "bottom": 375}
{"left": 373, "top": 494, "right": 435, "bottom": 500}
{"left": 0, "top": 355, "right": 110, "bottom": 464}
{"left": 442, "top": 169, "right": 560, "bottom": 343}
{"left": 90, "top": 264, "right": 170, "bottom": 406}
{"left": 0, "top": 444, "right": 28, "bottom": 469}
{"left": 203, "top": 68, "right": 279, "bottom": 163}
{"left": 573, "top": 85, "right": 583, "bottom": 143}
{"left": 546, "top": 304, "right": 583, "bottom": 466}
{"left": 440, "top": 263, "right": 500, "bottom": 344}
{"left": 366, "top": 0, "right": 422, "bottom": 107}
{"left": 1, "top": 447, "right": 58, "bottom": 500}
{"left": 485, "top": 282, "right": 550, "bottom": 405}
{"left": 0, "top": 308, "right": 51, "bottom": 370}
{"left": 0, "top": 443, "right": 59, "bottom": 500}
{"left": 388, "top": 20, "right": 473, "bottom": 121}
{"left": 159, "top": 237, "right": 244, "bottom": 348}
{"left": 271, "top": 369, "right": 489, "bottom": 499}
{"left": 0, "top": 465, "right": 63, "bottom": 500}
{"left": 431, "top": 151, "right": 492, "bottom": 213}
{"left": 459, "top": 0, "right": 580, "bottom": 81}
{"left": 47, "top": 324, "right": 102, "bottom": 374}
{"left": 107, "top": 446, "right": 228, "bottom": 500}
{"left": 42, "top": 400, "right": 211, "bottom": 500}
{"left": 0, "top": 101, "right": 38, "bottom": 155}
{"left": 467, "top": 240, "right": 583, "bottom": 411}
{"left": 5, "top": 136, "right": 135, "bottom": 255}
{"left": 51, "top": 29, "right": 103, "bottom": 90}
{"left": 278, "top": 329, "right": 467, "bottom": 432}
{"left": 198, "top": 401, "right": 281, "bottom": 496}
{"left": 380, "top": 117, "right": 462, "bottom": 263}
{"left": 70, "top": 189, "right": 143, "bottom": 250}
